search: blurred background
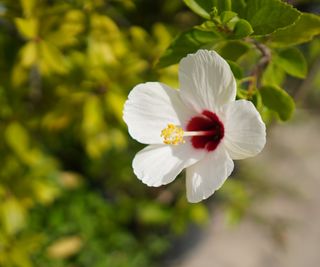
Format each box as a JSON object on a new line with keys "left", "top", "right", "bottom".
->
{"left": 0, "top": 0, "right": 319, "bottom": 267}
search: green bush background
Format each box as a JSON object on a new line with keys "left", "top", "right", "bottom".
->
{"left": 0, "top": 0, "right": 319, "bottom": 266}
{"left": 0, "top": 1, "right": 211, "bottom": 266}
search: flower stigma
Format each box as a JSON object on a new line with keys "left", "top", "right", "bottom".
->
{"left": 161, "top": 124, "right": 185, "bottom": 145}
{"left": 160, "top": 122, "right": 223, "bottom": 146}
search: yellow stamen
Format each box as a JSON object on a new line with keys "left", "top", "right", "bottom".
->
{"left": 160, "top": 124, "right": 185, "bottom": 145}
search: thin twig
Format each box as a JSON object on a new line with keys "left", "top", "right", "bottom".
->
{"left": 246, "top": 38, "right": 272, "bottom": 98}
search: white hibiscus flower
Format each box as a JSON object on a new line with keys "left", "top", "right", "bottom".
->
{"left": 123, "top": 49, "right": 266, "bottom": 203}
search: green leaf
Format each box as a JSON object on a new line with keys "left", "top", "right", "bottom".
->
{"left": 260, "top": 85, "right": 295, "bottom": 121}
{"left": 221, "top": 11, "right": 237, "bottom": 24}
{"left": 231, "top": 0, "right": 246, "bottom": 17}
{"left": 213, "top": 0, "right": 232, "bottom": 13}
{"left": 137, "top": 203, "right": 171, "bottom": 225}
{"left": 183, "top": 0, "right": 215, "bottom": 19}
{"left": 262, "top": 61, "right": 285, "bottom": 87}
{"left": 5, "top": 122, "right": 29, "bottom": 157}
{"left": 82, "top": 96, "right": 110, "bottom": 158}
{"left": 252, "top": 90, "right": 263, "bottom": 110}
{"left": 233, "top": 19, "right": 253, "bottom": 38}
{"left": 237, "top": 88, "right": 247, "bottom": 99}
{"left": 189, "top": 204, "right": 209, "bottom": 224}
{"left": 183, "top": 0, "right": 233, "bottom": 19}
{"left": 194, "top": 21, "right": 216, "bottom": 32}
{"left": 20, "top": 41, "right": 38, "bottom": 67}
{"left": 269, "top": 13, "right": 320, "bottom": 47}
{"left": 245, "top": 0, "right": 300, "bottom": 35}
{"left": 105, "top": 91, "right": 126, "bottom": 123}
{"left": 15, "top": 18, "right": 38, "bottom": 39}
{"left": 309, "top": 38, "right": 320, "bottom": 62}
{"left": 275, "top": 47, "right": 307, "bottom": 78}
{"left": 32, "top": 180, "right": 59, "bottom": 205}
{"left": 82, "top": 96, "right": 103, "bottom": 134}
{"left": 218, "top": 40, "right": 250, "bottom": 61}
{"left": 20, "top": 0, "right": 36, "bottom": 17}
{"left": 157, "top": 28, "right": 222, "bottom": 68}
{"left": 39, "top": 41, "right": 67, "bottom": 74}
{"left": 1, "top": 197, "right": 26, "bottom": 234}
{"left": 227, "top": 60, "right": 243, "bottom": 79}
{"left": 4, "top": 122, "right": 41, "bottom": 165}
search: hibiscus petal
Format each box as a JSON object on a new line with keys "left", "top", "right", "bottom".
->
{"left": 186, "top": 146, "right": 234, "bottom": 203}
{"left": 220, "top": 100, "right": 266, "bottom": 160}
{"left": 179, "top": 49, "right": 236, "bottom": 113}
{"left": 133, "top": 143, "right": 205, "bottom": 187}
{"left": 123, "top": 82, "right": 195, "bottom": 144}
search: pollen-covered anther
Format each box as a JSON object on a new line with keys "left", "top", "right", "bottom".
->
{"left": 160, "top": 124, "right": 185, "bottom": 145}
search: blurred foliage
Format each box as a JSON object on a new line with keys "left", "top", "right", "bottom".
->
{"left": 0, "top": 0, "right": 319, "bottom": 266}
{"left": 0, "top": 0, "right": 208, "bottom": 266}
{"left": 158, "top": 0, "right": 320, "bottom": 123}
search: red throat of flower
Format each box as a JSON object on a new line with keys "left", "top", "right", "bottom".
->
{"left": 186, "top": 110, "right": 224, "bottom": 151}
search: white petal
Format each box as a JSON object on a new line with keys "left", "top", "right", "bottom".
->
{"left": 186, "top": 146, "right": 234, "bottom": 203}
{"left": 123, "top": 82, "right": 195, "bottom": 144}
{"left": 219, "top": 100, "right": 266, "bottom": 160}
{"left": 179, "top": 49, "right": 236, "bottom": 113}
{"left": 133, "top": 143, "right": 205, "bottom": 187}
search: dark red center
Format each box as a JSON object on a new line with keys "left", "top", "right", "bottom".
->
{"left": 186, "top": 110, "right": 224, "bottom": 152}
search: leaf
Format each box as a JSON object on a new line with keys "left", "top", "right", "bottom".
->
{"left": 47, "top": 236, "right": 82, "bottom": 259}
{"left": 105, "top": 91, "right": 126, "bottom": 123}
{"left": 109, "top": 129, "right": 127, "bottom": 149}
{"left": 46, "top": 10, "right": 85, "bottom": 48}
{"left": 250, "top": 90, "right": 263, "bottom": 111}
{"left": 231, "top": 0, "right": 246, "bottom": 17}
{"left": 195, "top": 21, "right": 216, "bottom": 32}
{"left": 309, "top": 38, "right": 320, "bottom": 62}
{"left": 88, "top": 40, "right": 116, "bottom": 66}
{"left": 15, "top": 18, "right": 38, "bottom": 39}
{"left": 275, "top": 47, "right": 307, "bottom": 78}
{"left": 137, "top": 203, "right": 171, "bottom": 225}
{"left": 1, "top": 197, "right": 26, "bottom": 234}
{"left": 11, "top": 63, "right": 28, "bottom": 87}
{"left": 5, "top": 122, "right": 29, "bottom": 157}
{"left": 39, "top": 41, "right": 67, "bottom": 74}
{"left": 189, "top": 204, "right": 208, "bottom": 224}
{"left": 262, "top": 61, "right": 285, "bottom": 87}
{"left": 227, "top": 60, "right": 243, "bottom": 79}
{"left": 20, "top": 41, "right": 38, "bottom": 67}
{"left": 59, "top": 172, "right": 82, "bottom": 189}
{"left": 260, "top": 85, "right": 295, "bottom": 121}
{"left": 212, "top": 0, "right": 232, "bottom": 13}
{"left": 233, "top": 19, "right": 253, "bottom": 38}
{"left": 157, "top": 28, "right": 222, "bottom": 68}
{"left": 82, "top": 96, "right": 105, "bottom": 136}
{"left": 20, "top": 0, "right": 36, "bottom": 17}
{"left": 245, "top": 0, "right": 300, "bottom": 35}
{"left": 8, "top": 234, "right": 43, "bottom": 267}
{"left": 269, "top": 13, "right": 320, "bottom": 47}
{"left": 4, "top": 123, "right": 40, "bottom": 165}
{"left": 82, "top": 96, "right": 110, "bottom": 158}
{"left": 32, "top": 180, "right": 59, "bottom": 205}
{"left": 183, "top": 0, "right": 215, "bottom": 19}
{"left": 183, "top": 0, "right": 243, "bottom": 18}
{"left": 221, "top": 11, "right": 237, "bottom": 24}
{"left": 218, "top": 41, "right": 250, "bottom": 61}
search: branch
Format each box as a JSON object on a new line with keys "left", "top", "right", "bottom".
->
{"left": 246, "top": 39, "right": 272, "bottom": 98}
